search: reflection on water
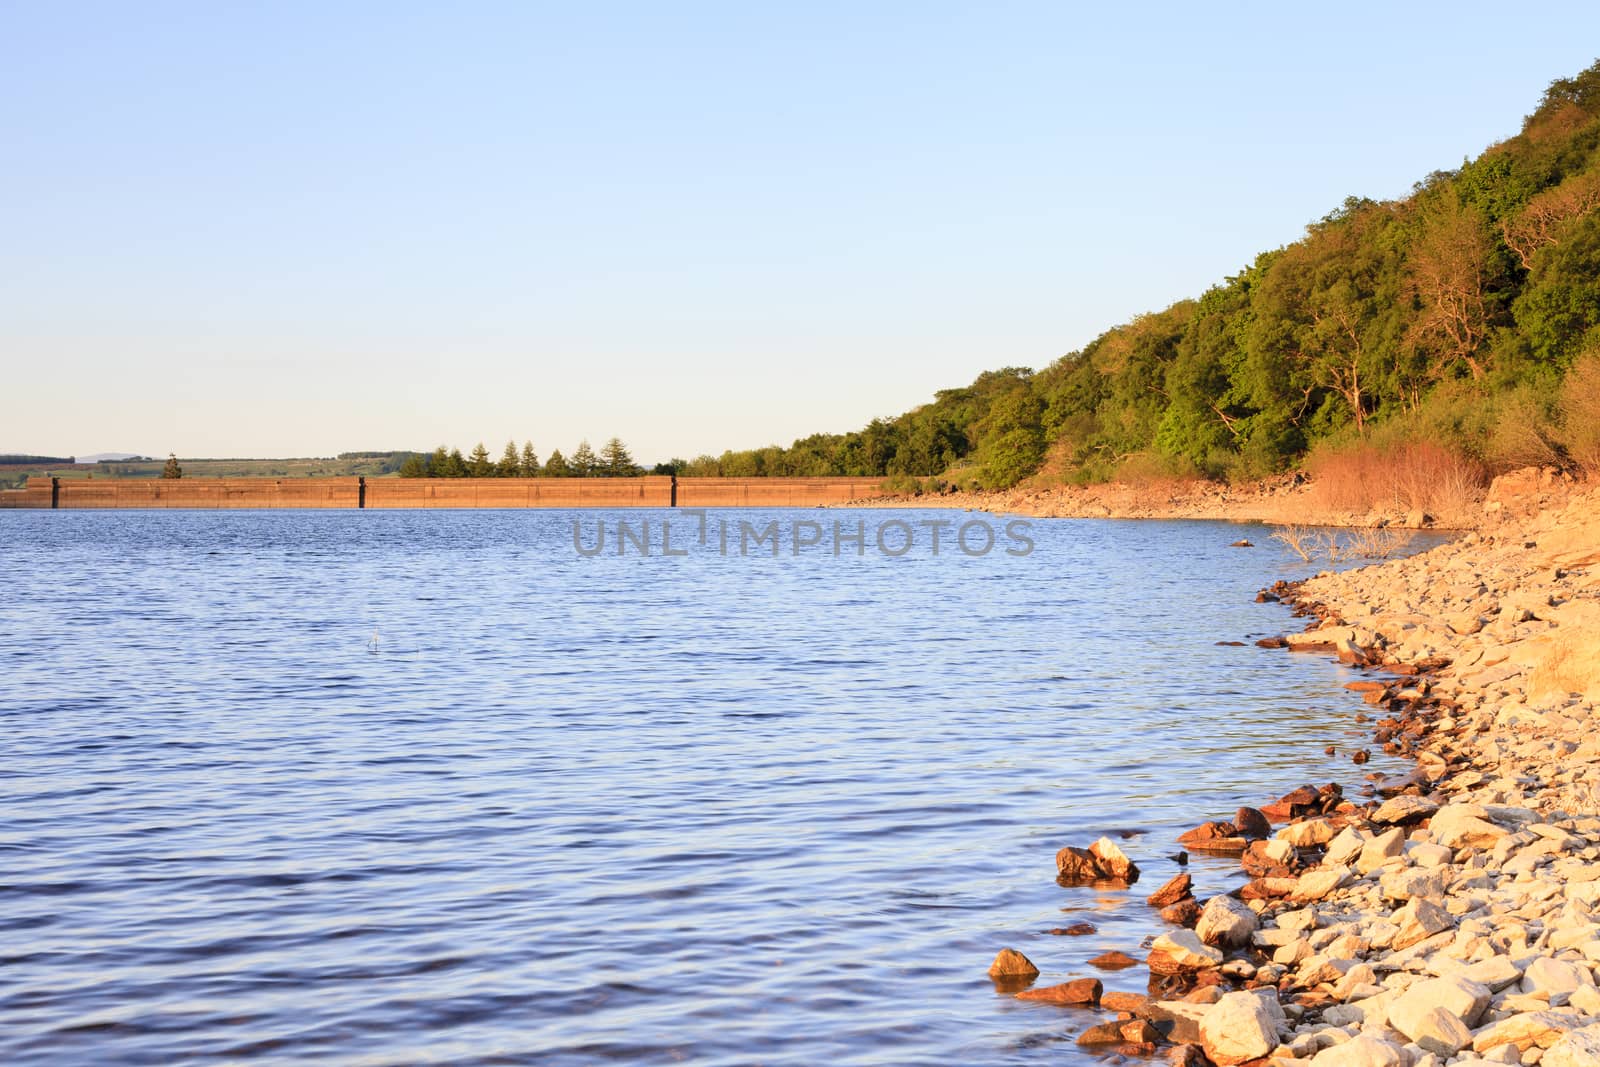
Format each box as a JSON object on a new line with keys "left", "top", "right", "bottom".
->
{"left": 0, "top": 510, "right": 1428, "bottom": 1065}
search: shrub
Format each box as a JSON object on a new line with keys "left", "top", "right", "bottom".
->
{"left": 1306, "top": 437, "right": 1485, "bottom": 524}
{"left": 1559, "top": 349, "right": 1600, "bottom": 474}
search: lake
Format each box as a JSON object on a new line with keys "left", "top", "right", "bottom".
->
{"left": 0, "top": 509, "right": 1416, "bottom": 1064}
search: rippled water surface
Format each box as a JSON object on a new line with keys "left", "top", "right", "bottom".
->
{"left": 0, "top": 509, "right": 1420, "bottom": 1064}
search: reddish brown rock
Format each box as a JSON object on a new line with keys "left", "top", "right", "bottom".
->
{"left": 1015, "top": 977, "right": 1102, "bottom": 1005}
{"left": 988, "top": 948, "right": 1039, "bottom": 980}
{"left": 1077, "top": 1021, "right": 1129, "bottom": 1046}
{"left": 1233, "top": 807, "right": 1272, "bottom": 839}
{"left": 1102, "top": 991, "right": 1151, "bottom": 1014}
{"left": 1344, "top": 680, "right": 1386, "bottom": 692}
{"left": 1121, "top": 1019, "right": 1163, "bottom": 1043}
{"left": 1049, "top": 922, "right": 1098, "bottom": 936}
{"left": 1239, "top": 876, "right": 1297, "bottom": 900}
{"left": 1255, "top": 636, "right": 1287, "bottom": 648}
{"left": 1160, "top": 899, "right": 1203, "bottom": 926}
{"left": 1146, "top": 872, "right": 1194, "bottom": 907}
{"left": 1169, "top": 1044, "right": 1209, "bottom": 1067}
{"left": 1056, "top": 838, "right": 1141, "bottom": 885}
{"left": 1089, "top": 950, "right": 1139, "bottom": 970}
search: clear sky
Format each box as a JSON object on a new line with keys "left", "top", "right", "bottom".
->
{"left": 5, "top": 2, "right": 1600, "bottom": 463}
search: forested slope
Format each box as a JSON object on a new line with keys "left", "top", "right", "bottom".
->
{"left": 693, "top": 62, "right": 1600, "bottom": 489}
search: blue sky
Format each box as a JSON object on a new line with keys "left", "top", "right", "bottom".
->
{"left": 5, "top": 2, "right": 1600, "bottom": 462}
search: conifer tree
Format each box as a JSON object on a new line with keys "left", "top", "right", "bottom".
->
{"left": 161, "top": 453, "right": 182, "bottom": 479}
{"left": 468, "top": 442, "right": 493, "bottom": 478}
{"left": 599, "top": 437, "right": 638, "bottom": 476}
{"left": 497, "top": 440, "right": 520, "bottom": 477}
{"left": 427, "top": 445, "right": 450, "bottom": 477}
{"left": 543, "top": 448, "right": 570, "bottom": 476}
{"left": 399, "top": 453, "right": 427, "bottom": 478}
{"left": 519, "top": 441, "right": 540, "bottom": 476}
{"left": 570, "top": 439, "right": 597, "bottom": 477}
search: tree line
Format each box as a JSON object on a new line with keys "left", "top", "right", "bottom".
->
{"left": 398, "top": 438, "right": 651, "bottom": 478}
{"left": 693, "top": 60, "right": 1600, "bottom": 488}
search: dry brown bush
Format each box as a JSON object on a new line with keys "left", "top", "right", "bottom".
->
{"left": 1307, "top": 439, "right": 1485, "bottom": 524}
{"left": 1560, "top": 352, "right": 1600, "bottom": 476}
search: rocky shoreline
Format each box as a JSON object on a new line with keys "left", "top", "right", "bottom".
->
{"left": 990, "top": 478, "right": 1600, "bottom": 1064}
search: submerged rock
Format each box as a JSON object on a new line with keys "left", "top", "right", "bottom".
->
{"left": 987, "top": 948, "right": 1038, "bottom": 980}
{"left": 1014, "top": 977, "right": 1101, "bottom": 1005}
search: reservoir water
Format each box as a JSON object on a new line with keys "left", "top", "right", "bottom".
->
{"left": 0, "top": 509, "right": 1418, "bottom": 1064}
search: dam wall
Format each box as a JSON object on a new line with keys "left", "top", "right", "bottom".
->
{"left": 0, "top": 475, "right": 889, "bottom": 510}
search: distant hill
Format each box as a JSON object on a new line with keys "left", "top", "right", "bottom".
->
{"left": 77, "top": 452, "right": 150, "bottom": 463}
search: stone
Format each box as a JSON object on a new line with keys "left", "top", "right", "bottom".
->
{"left": 988, "top": 948, "right": 1039, "bottom": 980}
{"left": 1234, "top": 806, "right": 1273, "bottom": 838}
{"left": 1148, "top": 929, "right": 1223, "bottom": 974}
{"left": 1545, "top": 1025, "right": 1600, "bottom": 1067}
{"left": 1393, "top": 896, "right": 1453, "bottom": 949}
{"left": 1429, "top": 804, "right": 1509, "bottom": 850}
{"left": 1015, "top": 977, "right": 1102, "bottom": 1005}
{"left": 1100, "top": 991, "right": 1149, "bottom": 1014}
{"left": 1196, "top": 895, "right": 1258, "bottom": 948}
{"left": 1411, "top": 1006, "right": 1472, "bottom": 1056}
{"left": 1309, "top": 1034, "right": 1409, "bottom": 1067}
{"left": 1088, "top": 950, "right": 1138, "bottom": 970}
{"left": 1279, "top": 818, "right": 1337, "bottom": 847}
{"left": 1076, "top": 1020, "right": 1127, "bottom": 1046}
{"left": 1199, "top": 990, "right": 1279, "bottom": 1065}
{"left": 1147, "top": 872, "right": 1194, "bottom": 907}
{"left": 1325, "top": 827, "right": 1366, "bottom": 867}
{"left": 1169, "top": 1044, "right": 1207, "bottom": 1067}
{"left": 1462, "top": 954, "right": 1523, "bottom": 991}
{"left": 1357, "top": 826, "right": 1406, "bottom": 873}
{"left": 1056, "top": 837, "right": 1141, "bottom": 885}
{"left": 1293, "top": 864, "right": 1353, "bottom": 902}
{"left": 1088, "top": 837, "right": 1139, "bottom": 882}
{"left": 1522, "top": 955, "right": 1594, "bottom": 997}
{"left": 1373, "top": 794, "right": 1440, "bottom": 824}
{"left": 1161, "top": 899, "right": 1203, "bottom": 926}
{"left": 1387, "top": 975, "right": 1492, "bottom": 1039}
{"left": 1471, "top": 1010, "right": 1575, "bottom": 1053}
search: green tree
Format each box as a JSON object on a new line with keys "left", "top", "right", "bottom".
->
{"left": 543, "top": 448, "right": 570, "bottom": 476}
{"left": 599, "top": 437, "right": 638, "bottom": 476}
{"left": 161, "top": 453, "right": 182, "bottom": 479}
{"left": 398, "top": 453, "right": 427, "bottom": 477}
{"left": 468, "top": 442, "right": 493, "bottom": 477}
{"left": 497, "top": 440, "right": 520, "bottom": 477}
{"left": 519, "top": 441, "right": 540, "bottom": 477}
{"left": 438, "top": 448, "right": 467, "bottom": 478}
{"left": 569, "top": 439, "right": 597, "bottom": 477}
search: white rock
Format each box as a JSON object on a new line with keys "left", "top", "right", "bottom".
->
{"left": 1462, "top": 955, "right": 1523, "bottom": 991}
{"left": 1411, "top": 1005, "right": 1472, "bottom": 1056}
{"left": 1200, "top": 990, "right": 1280, "bottom": 1065}
{"left": 1282, "top": 818, "right": 1338, "bottom": 847}
{"left": 1387, "top": 975, "right": 1492, "bottom": 1038}
{"left": 1545, "top": 1024, "right": 1600, "bottom": 1067}
{"left": 1522, "top": 955, "right": 1595, "bottom": 996}
{"left": 1471, "top": 1010, "right": 1576, "bottom": 1054}
{"left": 1374, "top": 795, "right": 1440, "bottom": 824}
{"left": 1359, "top": 827, "right": 1407, "bottom": 873}
{"left": 1295, "top": 865, "right": 1355, "bottom": 903}
{"left": 1197, "top": 895, "right": 1259, "bottom": 948}
{"left": 1152, "top": 929, "right": 1223, "bottom": 969}
{"left": 1394, "top": 897, "right": 1454, "bottom": 949}
{"left": 1431, "top": 805, "right": 1508, "bottom": 850}
{"left": 1309, "top": 1033, "right": 1409, "bottom": 1067}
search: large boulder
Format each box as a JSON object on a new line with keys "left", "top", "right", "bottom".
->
{"left": 1196, "top": 895, "right": 1258, "bottom": 948}
{"left": 1199, "top": 990, "right": 1279, "bottom": 1065}
{"left": 1148, "top": 930, "right": 1223, "bottom": 974}
{"left": 1546, "top": 1025, "right": 1600, "bottom": 1067}
{"left": 1429, "top": 804, "right": 1508, "bottom": 850}
{"left": 1309, "top": 1034, "right": 1408, "bottom": 1067}
{"left": 1386, "top": 975, "right": 1492, "bottom": 1040}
